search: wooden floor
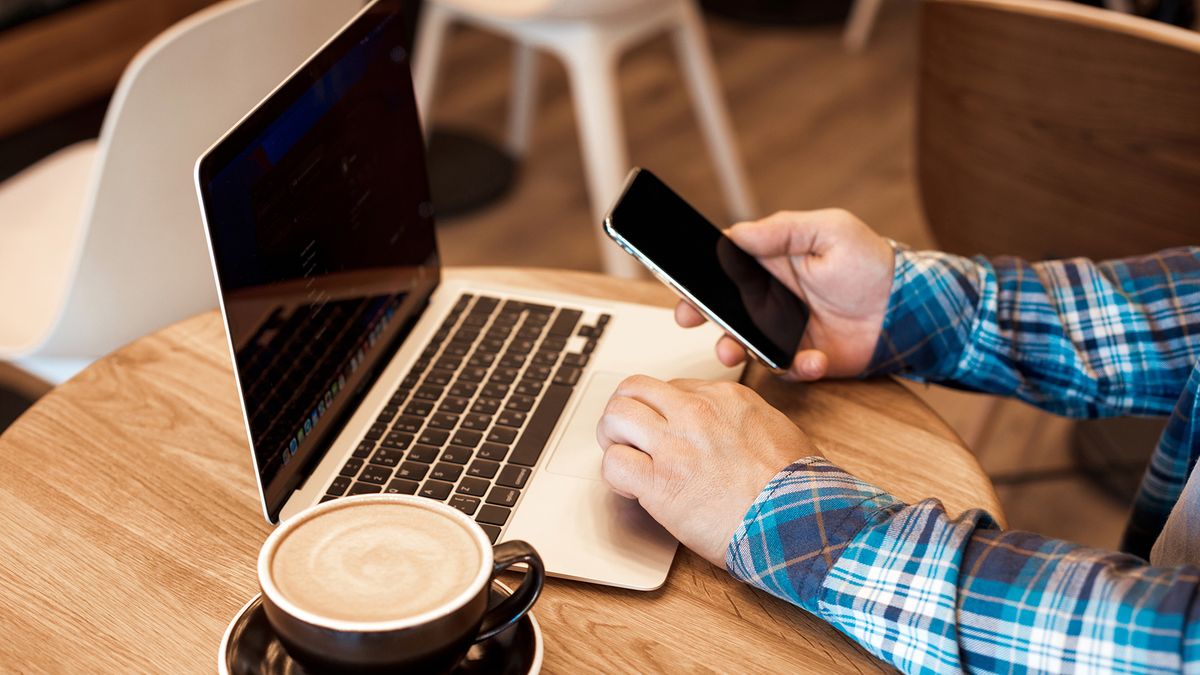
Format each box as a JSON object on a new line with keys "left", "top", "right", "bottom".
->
{"left": 426, "top": 3, "right": 1137, "bottom": 549}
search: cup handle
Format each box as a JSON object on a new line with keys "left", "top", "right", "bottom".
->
{"left": 475, "top": 540, "right": 545, "bottom": 642}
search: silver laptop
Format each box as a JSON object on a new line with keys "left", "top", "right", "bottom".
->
{"left": 194, "top": 0, "right": 738, "bottom": 591}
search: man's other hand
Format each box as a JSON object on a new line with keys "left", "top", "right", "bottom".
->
{"left": 597, "top": 375, "right": 819, "bottom": 567}
{"left": 676, "top": 209, "right": 894, "bottom": 381}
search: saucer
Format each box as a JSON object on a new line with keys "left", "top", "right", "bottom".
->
{"left": 219, "top": 581, "right": 543, "bottom": 675}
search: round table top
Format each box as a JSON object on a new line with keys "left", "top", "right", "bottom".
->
{"left": 0, "top": 267, "right": 1003, "bottom": 672}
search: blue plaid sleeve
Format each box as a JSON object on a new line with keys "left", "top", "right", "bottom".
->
{"left": 727, "top": 459, "right": 1200, "bottom": 673}
{"left": 868, "top": 245, "right": 1200, "bottom": 417}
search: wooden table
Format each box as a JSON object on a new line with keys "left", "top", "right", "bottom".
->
{"left": 0, "top": 268, "right": 1004, "bottom": 672}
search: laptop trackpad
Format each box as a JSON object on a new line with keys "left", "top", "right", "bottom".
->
{"left": 545, "top": 371, "right": 627, "bottom": 480}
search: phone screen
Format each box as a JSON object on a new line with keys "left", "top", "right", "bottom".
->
{"left": 605, "top": 169, "right": 809, "bottom": 370}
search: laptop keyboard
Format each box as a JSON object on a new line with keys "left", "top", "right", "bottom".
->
{"left": 320, "top": 293, "right": 610, "bottom": 542}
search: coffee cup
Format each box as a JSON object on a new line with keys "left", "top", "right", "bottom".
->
{"left": 257, "top": 494, "right": 544, "bottom": 673}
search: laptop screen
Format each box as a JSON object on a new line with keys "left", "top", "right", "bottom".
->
{"left": 196, "top": 0, "right": 438, "bottom": 521}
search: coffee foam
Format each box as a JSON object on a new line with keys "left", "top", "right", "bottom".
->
{"left": 270, "top": 501, "right": 482, "bottom": 623}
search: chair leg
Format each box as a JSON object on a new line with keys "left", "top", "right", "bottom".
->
{"left": 562, "top": 34, "right": 642, "bottom": 278}
{"left": 412, "top": 3, "right": 454, "bottom": 138}
{"left": 670, "top": 1, "right": 757, "bottom": 222}
{"left": 843, "top": 0, "right": 884, "bottom": 52}
{"left": 506, "top": 43, "right": 540, "bottom": 158}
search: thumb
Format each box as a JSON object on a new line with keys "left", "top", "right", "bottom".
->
{"left": 601, "top": 444, "right": 654, "bottom": 500}
{"left": 724, "top": 211, "right": 829, "bottom": 259}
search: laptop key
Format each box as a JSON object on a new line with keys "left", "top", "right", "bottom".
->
{"left": 424, "top": 369, "right": 454, "bottom": 385}
{"left": 438, "top": 397, "right": 469, "bottom": 414}
{"left": 487, "top": 427, "right": 517, "bottom": 445}
{"left": 441, "top": 446, "right": 473, "bottom": 464}
{"left": 477, "top": 443, "right": 509, "bottom": 461}
{"left": 360, "top": 465, "right": 392, "bottom": 485}
{"left": 414, "top": 386, "right": 443, "bottom": 401}
{"left": 451, "top": 430, "right": 483, "bottom": 448}
{"left": 479, "top": 523, "right": 502, "bottom": 543}
{"left": 348, "top": 482, "right": 383, "bottom": 496}
{"left": 548, "top": 309, "right": 582, "bottom": 337}
{"left": 452, "top": 327, "right": 480, "bottom": 343}
{"left": 467, "top": 459, "right": 500, "bottom": 479}
{"left": 449, "top": 495, "right": 480, "bottom": 516}
{"left": 408, "top": 444, "right": 439, "bottom": 463}
{"left": 396, "top": 461, "right": 429, "bottom": 481}
{"left": 506, "top": 395, "right": 535, "bottom": 412}
{"left": 429, "top": 412, "right": 459, "bottom": 430}
{"left": 340, "top": 458, "right": 364, "bottom": 477}
{"left": 477, "top": 505, "right": 512, "bottom": 526}
{"left": 540, "top": 336, "right": 567, "bottom": 351}
{"left": 497, "top": 465, "right": 531, "bottom": 489}
{"left": 508, "top": 338, "right": 535, "bottom": 354}
{"left": 444, "top": 343, "right": 469, "bottom": 357}
{"left": 326, "top": 475, "right": 351, "bottom": 496}
{"left": 509, "top": 384, "right": 572, "bottom": 467}
{"left": 319, "top": 495, "right": 337, "bottom": 503}
{"left": 418, "top": 429, "right": 449, "bottom": 446}
{"left": 459, "top": 367, "right": 488, "bottom": 382}
{"left": 449, "top": 382, "right": 477, "bottom": 398}
{"left": 482, "top": 382, "right": 509, "bottom": 399}
{"left": 515, "top": 380, "right": 542, "bottom": 397}
{"left": 419, "top": 480, "right": 453, "bottom": 501}
{"left": 435, "top": 356, "right": 462, "bottom": 371}
{"left": 553, "top": 366, "right": 582, "bottom": 387}
{"left": 375, "top": 409, "right": 397, "bottom": 426}
{"left": 532, "top": 351, "right": 559, "bottom": 366}
{"left": 430, "top": 462, "right": 463, "bottom": 482}
{"left": 563, "top": 353, "right": 589, "bottom": 367}
{"left": 496, "top": 410, "right": 526, "bottom": 428}
{"left": 404, "top": 400, "right": 433, "bottom": 417}
{"left": 463, "top": 313, "right": 489, "bottom": 327}
{"left": 479, "top": 337, "right": 505, "bottom": 352}
{"left": 386, "top": 478, "right": 419, "bottom": 495}
{"left": 460, "top": 413, "right": 491, "bottom": 431}
{"left": 516, "top": 326, "right": 541, "bottom": 339}
{"left": 352, "top": 441, "right": 375, "bottom": 458}
{"left": 472, "top": 398, "right": 500, "bottom": 415}
{"left": 370, "top": 448, "right": 403, "bottom": 467}
{"left": 457, "top": 477, "right": 490, "bottom": 497}
{"left": 499, "top": 354, "right": 525, "bottom": 369}
{"left": 526, "top": 365, "right": 552, "bottom": 381}
{"left": 393, "top": 415, "right": 423, "bottom": 433}
{"left": 491, "top": 368, "right": 519, "bottom": 384}
{"left": 486, "top": 487, "right": 521, "bottom": 508}
{"left": 363, "top": 424, "right": 386, "bottom": 441}
{"left": 382, "top": 431, "right": 414, "bottom": 450}
{"left": 473, "top": 296, "right": 500, "bottom": 313}
{"left": 468, "top": 352, "right": 496, "bottom": 368}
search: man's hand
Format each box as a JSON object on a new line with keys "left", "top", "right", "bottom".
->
{"left": 597, "top": 375, "right": 819, "bottom": 567}
{"left": 677, "top": 209, "right": 895, "bottom": 381}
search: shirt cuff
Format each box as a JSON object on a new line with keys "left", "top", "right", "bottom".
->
{"left": 865, "top": 243, "right": 985, "bottom": 380}
{"left": 725, "top": 458, "right": 902, "bottom": 614}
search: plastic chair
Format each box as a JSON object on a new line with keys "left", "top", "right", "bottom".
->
{"left": 413, "top": 0, "right": 758, "bottom": 277}
{"left": 0, "top": 0, "right": 364, "bottom": 383}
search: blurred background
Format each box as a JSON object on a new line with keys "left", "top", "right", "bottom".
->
{"left": 1, "top": 0, "right": 1197, "bottom": 547}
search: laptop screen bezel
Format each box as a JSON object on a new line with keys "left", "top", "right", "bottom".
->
{"left": 194, "top": 0, "right": 439, "bottom": 522}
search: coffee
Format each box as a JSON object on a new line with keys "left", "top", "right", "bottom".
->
{"left": 269, "top": 500, "right": 483, "bottom": 623}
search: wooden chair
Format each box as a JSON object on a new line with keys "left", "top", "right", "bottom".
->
{"left": 918, "top": 0, "right": 1200, "bottom": 262}
{"left": 915, "top": 0, "right": 1200, "bottom": 450}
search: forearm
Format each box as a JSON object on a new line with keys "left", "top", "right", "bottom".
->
{"left": 728, "top": 459, "right": 1200, "bottom": 673}
{"left": 867, "top": 244, "right": 1200, "bottom": 417}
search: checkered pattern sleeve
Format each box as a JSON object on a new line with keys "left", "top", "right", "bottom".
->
{"left": 727, "top": 458, "right": 1200, "bottom": 673}
{"left": 867, "top": 244, "right": 1200, "bottom": 417}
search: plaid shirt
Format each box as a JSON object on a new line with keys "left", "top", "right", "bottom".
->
{"left": 726, "top": 245, "right": 1200, "bottom": 673}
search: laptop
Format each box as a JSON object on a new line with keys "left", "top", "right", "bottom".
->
{"left": 194, "top": 0, "right": 739, "bottom": 591}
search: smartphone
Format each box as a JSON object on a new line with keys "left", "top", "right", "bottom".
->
{"left": 603, "top": 168, "right": 810, "bottom": 372}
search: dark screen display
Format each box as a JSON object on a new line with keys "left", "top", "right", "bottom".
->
{"left": 197, "top": 0, "right": 438, "bottom": 519}
{"left": 607, "top": 169, "right": 808, "bottom": 369}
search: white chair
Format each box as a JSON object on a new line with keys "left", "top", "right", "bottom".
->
{"left": 413, "top": 0, "right": 758, "bottom": 277}
{"left": 0, "top": 0, "right": 364, "bottom": 383}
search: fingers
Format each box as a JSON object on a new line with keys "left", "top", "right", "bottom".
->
{"left": 596, "top": 395, "right": 666, "bottom": 455}
{"left": 601, "top": 444, "right": 653, "bottom": 500}
{"left": 674, "top": 300, "right": 707, "bottom": 328}
{"left": 715, "top": 335, "right": 747, "bottom": 367}
{"left": 724, "top": 209, "right": 846, "bottom": 259}
{"left": 782, "top": 349, "right": 829, "bottom": 382}
{"left": 614, "top": 374, "right": 690, "bottom": 417}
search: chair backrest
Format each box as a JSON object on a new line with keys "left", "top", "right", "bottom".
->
{"left": 37, "top": 0, "right": 364, "bottom": 358}
{"left": 435, "top": 0, "right": 652, "bottom": 21}
{"left": 917, "top": 0, "right": 1200, "bottom": 260}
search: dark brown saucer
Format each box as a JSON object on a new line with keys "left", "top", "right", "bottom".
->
{"left": 219, "top": 581, "right": 543, "bottom": 675}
